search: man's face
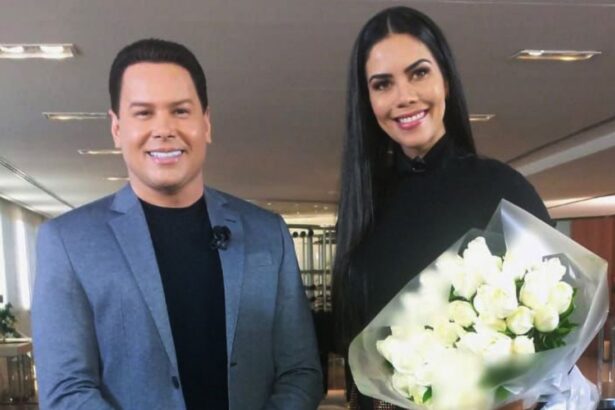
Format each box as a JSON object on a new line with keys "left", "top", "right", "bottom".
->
{"left": 110, "top": 62, "right": 211, "bottom": 206}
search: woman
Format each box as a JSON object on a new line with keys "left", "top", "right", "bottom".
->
{"left": 332, "top": 6, "right": 551, "bottom": 410}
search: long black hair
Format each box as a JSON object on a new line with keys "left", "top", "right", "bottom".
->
{"left": 332, "top": 6, "right": 477, "bottom": 353}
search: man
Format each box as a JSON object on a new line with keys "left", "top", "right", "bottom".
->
{"left": 32, "top": 39, "right": 322, "bottom": 410}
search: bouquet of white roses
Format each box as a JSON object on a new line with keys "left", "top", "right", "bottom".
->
{"left": 349, "top": 200, "right": 608, "bottom": 410}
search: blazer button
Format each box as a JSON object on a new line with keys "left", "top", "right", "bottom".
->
{"left": 172, "top": 376, "right": 180, "bottom": 389}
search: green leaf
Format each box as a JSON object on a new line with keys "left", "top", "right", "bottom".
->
{"left": 495, "top": 386, "right": 512, "bottom": 401}
{"left": 422, "top": 387, "right": 432, "bottom": 403}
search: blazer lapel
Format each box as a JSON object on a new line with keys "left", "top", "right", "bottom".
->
{"left": 107, "top": 185, "right": 178, "bottom": 370}
{"left": 205, "top": 187, "right": 245, "bottom": 357}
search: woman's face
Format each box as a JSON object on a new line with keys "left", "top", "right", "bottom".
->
{"left": 365, "top": 33, "right": 447, "bottom": 158}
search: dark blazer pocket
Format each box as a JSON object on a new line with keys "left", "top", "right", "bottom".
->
{"left": 246, "top": 252, "right": 273, "bottom": 267}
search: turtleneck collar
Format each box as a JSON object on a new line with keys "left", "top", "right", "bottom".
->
{"left": 395, "top": 134, "right": 461, "bottom": 176}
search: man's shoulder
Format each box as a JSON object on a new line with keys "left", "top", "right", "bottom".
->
{"left": 207, "top": 187, "right": 279, "bottom": 222}
{"left": 44, "top": 192, "right": 116, "bottom": 232}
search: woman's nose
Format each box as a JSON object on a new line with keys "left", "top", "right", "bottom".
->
{"left": 395, "top": 83, "right": 418, "bottom": 107}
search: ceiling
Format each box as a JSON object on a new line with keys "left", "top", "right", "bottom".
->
{"left": 1, "top": 0, "right": 614, "bottom": 223}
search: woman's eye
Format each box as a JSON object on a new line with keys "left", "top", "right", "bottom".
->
{"left": 372, "top": 80, "right": 391, "bottom": 91}
{"left": 413, "top": 67, "right": 430, "bottom": 80}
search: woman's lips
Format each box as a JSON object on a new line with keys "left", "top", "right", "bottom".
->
{"left": 395, "top": 110, "right": 427, "bottom": 130}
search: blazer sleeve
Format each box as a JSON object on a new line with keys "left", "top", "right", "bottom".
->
{"left": 32, "top": 220, "right": 116, "bottom": 410}
{"left": 262, "top": 216, "right": 323, "bottom": 409}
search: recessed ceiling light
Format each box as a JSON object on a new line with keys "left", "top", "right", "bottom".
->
{"left": 512, "top": 49, "right": 601, "bottom": 62}
{"left": 0, "top": 43, "right": 77, "bottom": 59}
{"left": 44, "top": 112, "right": 107, "bottom": 121}
{"left": 0, "top": 45, "right": 25, "bottom": 54}
{"left": 469, "top": 114, "right": 495, "bottom": 122}
{"left": 106, "top": 177, "right": 129, "bottom": 181}
{"left": 78, "top": 149, "right": 121, "bottom": 155}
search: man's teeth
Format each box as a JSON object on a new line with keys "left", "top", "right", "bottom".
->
{"left": 398, "top": 111, "right": 426, "bottom": 123}
{"left": 149, "top": 150, "right": 182, "bottom": 158}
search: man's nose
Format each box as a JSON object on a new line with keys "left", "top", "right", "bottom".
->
{"left": 151, "top": 113, "right": 176, "bottom": 139}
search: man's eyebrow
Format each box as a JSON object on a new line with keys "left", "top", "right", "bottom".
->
{"left": 128, "top": 102, "right": 153, "bottom": 108}
{"left": 128, "top": 99, "right": 194, "bottom": 108}
{"left": 169, "top": 99, "right": 194, "bottom": 106}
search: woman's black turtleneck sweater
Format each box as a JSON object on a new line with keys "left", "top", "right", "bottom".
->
{"left": 354, "top": 134, "right": 552, "bottom": 328}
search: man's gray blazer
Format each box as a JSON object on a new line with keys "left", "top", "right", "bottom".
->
{"left": 32, "top": 185, "right": 322, "bottom": 409}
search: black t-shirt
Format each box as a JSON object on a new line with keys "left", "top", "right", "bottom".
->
{"left": 141, "top": 197, "right": 228, "bottom": 410}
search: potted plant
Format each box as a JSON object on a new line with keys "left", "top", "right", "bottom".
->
{"left": 0, "top": 303, "right": 17, "bottom": 342}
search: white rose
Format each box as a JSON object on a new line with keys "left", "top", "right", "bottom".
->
{"left": 434, "top": 318, "right": 464, "bottom": 347}
{"left": 448, "top": 300, "right": 478, "bottom": 328}
{"left": 476, "top": 313, "right": 507, "bottom": 333}
{"left": 433, "top": 385, "right": 491, "bottom": 410}
{"left": 521, "top": 258, "right": 566, "bottom": 301}
{"left": 451, "top": 269, "right": 483, "bottom": 300}
{"left": 376, "top": 335, "right": 398, "bottom": 363}
{"left": 534, "top": 305, "right": 559, "bottom": 332}
{"left": 377, "top": 336, "right": 416, "bottom": 372}
{"left": 519, "top": 274, "right": 552, "bottom": 310}
{"left": 459, "top": 329, "right": 512, "bottom": 364}
{"left": 414, "top": 360, "right": 436, "bottom": 387}
{"left": 391, "top": 371, "right": 416, "bottom": 399}
{"left": 438, "top": 253, "right": 483, "bottom": 300}
{"left": 392, "top": 371, "right": 428, "bottom": 404}
{"left": 462, "top": 237, "right": 502, "bottom": 282}
{"left": 473, "top": 284, "right": 518, "bottom": 319}
{"left": 409, "top": 384, "right": 429, "bottom": 404}
{"left": 398, "top": 294, "right": 437, "bottom": 328}
{"left": 548, "top": 281, "right": 574, "bottom": 314}
{"left": 482, "top": 332, "right": 513, "bottom": 364}
{"left": 432, "top": 350, "right": 490, "bottom": 410}
{"left": 506, "top": 306, "right": 534, "bottom": 335}
{"left": 457, "top": 332, "right": 490, "bottom": 355}
{"left": 501, "top": 250, "right": 532, "bottom": 281}
{"left": 543, "top": 257, "right": 567, "bottom": 283}
{"left": 512, "top": 336, "right": 536, "bottom": 355}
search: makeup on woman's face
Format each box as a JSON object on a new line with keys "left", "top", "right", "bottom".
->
{"left": 366, "top": 33, "right": 447, "bottom": 158}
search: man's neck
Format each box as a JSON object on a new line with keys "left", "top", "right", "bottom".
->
{"left": 131, "top": 183, "right": 204, "bottom": 208}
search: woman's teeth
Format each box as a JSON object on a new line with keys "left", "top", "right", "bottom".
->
{"left": 398, "top": 111, "right": 426, "bottom": 123}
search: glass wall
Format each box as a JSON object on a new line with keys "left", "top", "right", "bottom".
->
{"left": 0, "top": 198, "right": 45, "bottom": 336}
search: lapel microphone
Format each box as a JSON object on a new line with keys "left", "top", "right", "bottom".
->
{"left": 211, "top": 225, "right": 231, "bottom": 250}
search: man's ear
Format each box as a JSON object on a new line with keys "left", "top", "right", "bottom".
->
{"left": 203, "top": 107, "right": 212, "bottom": 144}
{"left": 109, "top": 109, "right": 121, "bottom": 148}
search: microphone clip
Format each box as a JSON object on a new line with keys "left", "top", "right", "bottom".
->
{"left": 211, "top": 225, "right": 231, "bottom": 250}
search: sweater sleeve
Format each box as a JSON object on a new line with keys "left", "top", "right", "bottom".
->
{"left": 488, "top": 159, "right": 553, "bottom": 226}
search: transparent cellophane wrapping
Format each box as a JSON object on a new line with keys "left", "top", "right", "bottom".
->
{"left": 349, "top": 200, "right": 608, "bottom": 409}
